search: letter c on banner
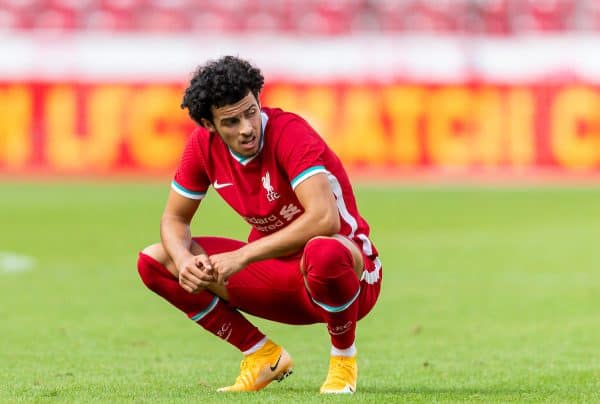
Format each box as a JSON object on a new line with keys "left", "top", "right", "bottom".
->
{"left": 551, "top": 86, "right": 600, "bottom": 170}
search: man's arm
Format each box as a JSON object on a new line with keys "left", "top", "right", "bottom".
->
{"left": 210, "top": 173, "right": 340, "bottom": 283}
{"left": 160, "top": 190, "right": 214, "bottom": 293}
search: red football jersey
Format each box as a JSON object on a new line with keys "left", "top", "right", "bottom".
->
{"left": 172, "top": 107, "right": 378, "bottom": 259}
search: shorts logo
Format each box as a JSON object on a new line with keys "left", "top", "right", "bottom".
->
{"left": 262, "top": 171, "right": 280, "bottom": 202}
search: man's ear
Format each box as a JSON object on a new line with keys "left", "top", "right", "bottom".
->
{"left": 200, "top": 118, "right": 215, "bottom": 132}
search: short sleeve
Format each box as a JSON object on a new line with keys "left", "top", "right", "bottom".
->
{"left": 171, "top": 131, "right": 210, "bottom": 200}
{"left": 275, "top": 119, "right": 329, "bottom": 190}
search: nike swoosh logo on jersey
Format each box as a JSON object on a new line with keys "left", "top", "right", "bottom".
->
{"left": 270, "top": 354, "right": 282, "bottom": 371}
{"left": 213, "top": 180, "right": 233, "bottom": 189}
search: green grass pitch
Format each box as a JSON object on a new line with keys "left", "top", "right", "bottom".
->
{"left": 1, "top": 181, "right": 599, "bottom": 402}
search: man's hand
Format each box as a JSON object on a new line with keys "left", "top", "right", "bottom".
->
{"left": 209, "top": 249, "right": 248, "bottom": 284}
{"left": 177, "top": 254, "right": 215, "bottom": 293}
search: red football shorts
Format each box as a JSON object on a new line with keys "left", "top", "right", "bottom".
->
{"left": 193, "top": 236, "right": 382, "bottom": 325}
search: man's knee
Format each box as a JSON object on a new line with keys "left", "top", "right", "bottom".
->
{"left": 137, "top": 243, "right": 228, "bottom": 300}
{"left": 140, "top": 243, "right": 178, "bottom": 275}
{"left": 303, "top": 237, "right": 354, "bottom": 277}
{"left": 302, "top": 237, "right": 361, "bottom": 306}
{"left": 138, "top": 243, "right": 176, "bottom": 291}
{"left": 303, "top": 236, "right": 364, "bottom": 278}
{"left": 137, "top": 250, "right": 156, "bottom": 291}
{"left": 141, "top": 243, "right": 169, "bottom": 265}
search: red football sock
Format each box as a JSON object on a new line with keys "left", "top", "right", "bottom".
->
{"left": 302, "top": 238, "right": 361, "bottom": 349}
{"left": 137, "top": 252, "right": 264, "bottom": 352}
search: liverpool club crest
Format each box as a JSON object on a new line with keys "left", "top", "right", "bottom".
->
{"left": 261, "top": 171, "right": 280, "bottom": 202}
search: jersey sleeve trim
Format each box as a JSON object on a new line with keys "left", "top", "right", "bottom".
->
{"left": 171, "top": 180, "right": 206, "bottom": 200}
{"left": 290, "top": 165, "right": 328, "bottom": 190}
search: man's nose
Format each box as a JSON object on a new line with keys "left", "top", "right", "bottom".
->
{"left": 240, "top": 118, "right": 252, "bottom": 136}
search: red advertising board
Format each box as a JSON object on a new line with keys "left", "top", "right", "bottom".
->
{"left": 1, "top": 81, "right": 599, "bottom": 174}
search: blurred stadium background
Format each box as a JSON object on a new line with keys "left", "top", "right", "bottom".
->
{"left": 1, "top": 0, "right": 599, "bottom": 178}
{"left": 2, "top": 1, "right": 600, "bottom": 402}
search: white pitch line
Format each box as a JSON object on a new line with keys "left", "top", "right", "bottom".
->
{"left": 0, "top": 252, "right": 35, "bottom": 274}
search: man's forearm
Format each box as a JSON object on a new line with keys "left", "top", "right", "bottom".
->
{"left": 240, "top": 210, "right": 339, "bottom": 264}
{"left": 160, "top": 215, "right": 195, "bottom": 269}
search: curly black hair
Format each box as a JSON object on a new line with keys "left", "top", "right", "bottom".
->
{"left": 181, "top": 56, "right": 264, "bottom": 125}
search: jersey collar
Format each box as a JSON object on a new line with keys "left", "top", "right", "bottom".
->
{"left": 228, "top": 111, "right": 268, "bottom": 166}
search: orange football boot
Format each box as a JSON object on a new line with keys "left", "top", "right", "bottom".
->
{"left": 217, "top": 340, "right": 293, "bottom": 392}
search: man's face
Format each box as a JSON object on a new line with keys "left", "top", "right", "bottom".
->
{"left": 202, "top": 91, "right": 262, "bottom": 157}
